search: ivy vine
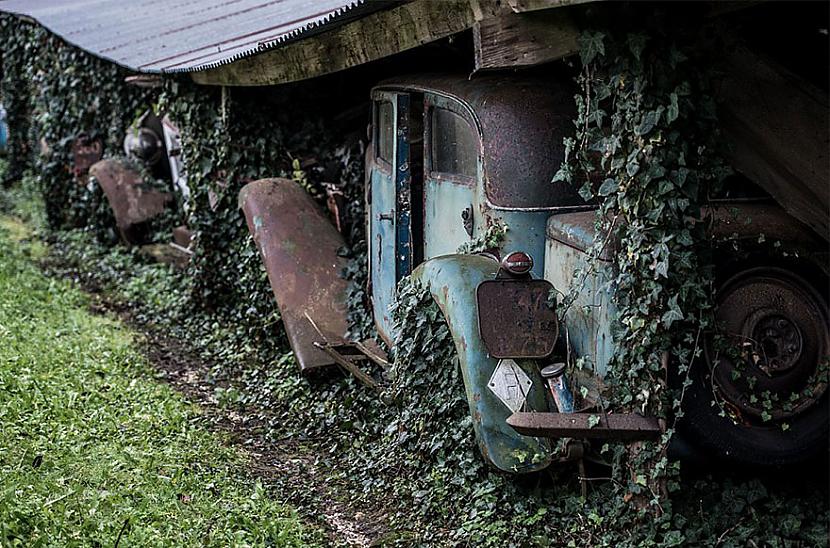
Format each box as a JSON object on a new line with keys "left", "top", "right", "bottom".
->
{"left": 554, "top": 26, "right": 731, "bottom": 510}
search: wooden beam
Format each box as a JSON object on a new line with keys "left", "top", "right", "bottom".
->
{"left": 473, "top": 9, "right": 578, "bottom": 70}
{"left": 191, "top": 1, "right": 499, "bottom": 87}
{"left": 719, "top": 48, "right": 829, "bottom": 239}
{"left": 506, "top": 0, "right": 595, "bottom": 13}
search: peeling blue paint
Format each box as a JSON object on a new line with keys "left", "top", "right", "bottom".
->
{"left": 412, "top": 254, "right": 553, "bottom": 473}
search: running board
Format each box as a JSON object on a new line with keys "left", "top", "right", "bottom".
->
{"left": 507, "top": 412, "right": 662, "bottom": 441}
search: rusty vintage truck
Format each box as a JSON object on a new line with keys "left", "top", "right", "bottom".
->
{"left": 239, "top": 74, "right": 828, "bottom": 473}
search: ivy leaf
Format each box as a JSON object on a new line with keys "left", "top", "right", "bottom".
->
{"left": 578, "top": 31, "right": 605, "bottom": 65}
{"left": 676, "top": 230, "right": 694, "bottom": 246}
{"left": 635, "top": 108, "right": 663, "bottom": 136}
{"left": 627, "top": 34, "right": 649, "bottom": 62}
{"left": 667, "top": 92, "right": 679, "bottom": 124}
{"left": 661, "top": 295, "right": 683, "bottom": 328}
{"left": 626, "top": 159, "right": 640, "bottom": 177}
{"left": 552, "top": 164, "right": 571, "bottom": 183}
{"left": 578, "top": 182, "right": 594, "bottom": 202}
{"left": 587, "top": 414, "right": 601, "bottom": 428}
{"left": 663, "top": 531, "right": 685, "bottom": 547}
{"left": 598, "top": 178, "right": 618, "bottom": 196}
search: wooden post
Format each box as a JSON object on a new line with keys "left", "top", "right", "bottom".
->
{"left": 719, "top": 48, "right": 829, "bottom": 238}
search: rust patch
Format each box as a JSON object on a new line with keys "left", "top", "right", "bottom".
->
{"left": 476, "top": 279, "right": 557, "bottom": 359}
{"left": 239, "top": 178, "right": 350, "bottom": 372}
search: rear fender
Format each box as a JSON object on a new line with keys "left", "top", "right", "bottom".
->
{"left": 411, "top": 254, "right": 553, "bottom": 473}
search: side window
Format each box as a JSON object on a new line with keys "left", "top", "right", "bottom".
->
{"left": 430, "top": 107, "right": 478, "bottom": 179}
{"left": 376, "top": 101, "right": 394, "bottom": 165}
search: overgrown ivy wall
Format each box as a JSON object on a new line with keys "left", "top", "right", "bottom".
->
{"left": 0, "top": 15, "right": 154, "bottom": 227}
{"left": 152, "top": 79, "right": 369, "bottom": 362}
{"left": 0, "top": 16, "right": 36, "bottom": 186}
{"left": 0, "top": 17, "right": 368, "bottom": 360}
{"left": 555, "top": 27, "right": 730, "bottom": 506}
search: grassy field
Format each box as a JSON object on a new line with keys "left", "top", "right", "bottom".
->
{"left": 0, "top": 216, "right": 317, "bottom": 546}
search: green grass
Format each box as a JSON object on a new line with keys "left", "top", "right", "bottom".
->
{"left": 0, "top": 218, "right": 317, "bottom": 547}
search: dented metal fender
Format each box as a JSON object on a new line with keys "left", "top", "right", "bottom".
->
{"left": 239, "top": 178, "right": 350, "bottom": 372}
{"left": 90, "top": 158, "right": 172, "bottom": 245}
{"left": 411, "top": 254, "right": 553, "bottom": 473}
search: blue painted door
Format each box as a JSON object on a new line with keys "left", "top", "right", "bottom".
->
{"left": 422, "top": 94, "right": 478, "bottom": 259}
{"left": 369, "top": 93, "right": 413, "bottom": 342}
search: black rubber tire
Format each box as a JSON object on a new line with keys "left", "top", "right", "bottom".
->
{"left": 679, "top": 259, "right": 830, "bottom": 466}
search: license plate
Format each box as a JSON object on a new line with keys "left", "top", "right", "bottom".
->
{"left": 476, "top": 279, "right": 558, "bottom": 359}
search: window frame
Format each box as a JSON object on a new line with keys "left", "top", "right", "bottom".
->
{"left": 425, "top": 100, "right": 480, "bottom": 187}
{"left": 373, "top": 98, "right": 395, "bottom": 174}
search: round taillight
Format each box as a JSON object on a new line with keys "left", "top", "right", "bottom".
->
{"left": 501, "top": 251, "right": 533, "bottom": 275}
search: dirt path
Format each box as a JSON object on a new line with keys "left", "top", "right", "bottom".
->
{"left": 87, "top": 296, "right": 392, "bottom": 547}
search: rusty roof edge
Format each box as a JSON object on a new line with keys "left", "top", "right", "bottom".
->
{"left": 166, "top": 0, "right": 401, "bottom": 74}
{"left": 0, "top": 0, "right": 400, "bottom": 75}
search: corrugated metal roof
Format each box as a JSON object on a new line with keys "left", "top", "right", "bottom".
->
{"left": 0, "top": 0, "right": 392, "bottom": 73}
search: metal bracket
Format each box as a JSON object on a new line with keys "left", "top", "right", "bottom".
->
{"left": 313, "top": 341, "right": 391, "bottom": 396}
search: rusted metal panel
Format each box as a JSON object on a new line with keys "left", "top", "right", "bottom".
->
{"left": 507, "top": 412, "right": 662, "bottom": 441}
{"left": 545, "top": 204, "right": 822, "bottom": 377}
{"left": 71, "top": 135, "right": 103, "bottom": 178}
{"left": 547, "top": 204, "right": 820, "bottom": 257}
{"left": 476, "top": 279, "right": 558, "bottom": 359}
{"left": 239, "top": 178, "right": 350, "bottom": 372}
{"left": 546, "top": 211, "right": 609, "bottom": 259}
{"left": 545, "top": 211, "right": 616, "bottom": 375}
{"left": 368, "top": 92, "right": 401, "bottom": 345}
{"left": 0, "top": 0, "right": 392, "bottom": 73}
{"left": 89, "top": 159, "right": 171, "bottom": 245}
{"left": 421, "top": 92, "right": 479, "bottom": 260}
{"left": 708, "top": 203, "right": 822, "bottom": 245}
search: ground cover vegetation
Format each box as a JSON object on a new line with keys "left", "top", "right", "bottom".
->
{"left": 0, "top": 213, "right": 316, "bottom": 547}
{"left": 0, "top": 6, "right": 827, "bottom": 547}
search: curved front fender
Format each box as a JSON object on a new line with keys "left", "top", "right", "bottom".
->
{"left": 411, "top": 254, "right": 553, "bottom": 473}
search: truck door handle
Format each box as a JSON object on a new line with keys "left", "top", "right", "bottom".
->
{"left": 378, "top": 211, "right": 394, "bottom": 222}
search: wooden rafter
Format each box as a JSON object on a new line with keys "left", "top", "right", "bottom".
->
{"left": 191, "top": 1, "right": 500, "bottom": 87}
{"left": 473, "top": 8, "right": 578, "bottom": 70}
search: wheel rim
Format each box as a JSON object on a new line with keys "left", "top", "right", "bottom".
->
{"left": 705, "top": 267, "right": 829, "bottom": 424}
